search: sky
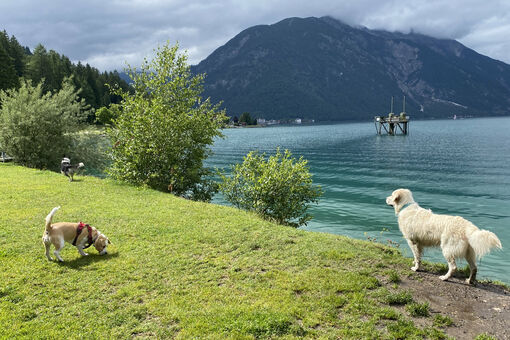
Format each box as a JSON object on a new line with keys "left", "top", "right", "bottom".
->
{"left": 1, "top": 0, "right": 509, "bottom": 71}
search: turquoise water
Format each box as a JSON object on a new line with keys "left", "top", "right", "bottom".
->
{"left": 207, "top": 117, "right": 510, "bottom": 284}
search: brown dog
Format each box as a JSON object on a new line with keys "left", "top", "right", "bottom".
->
{"left": 42, "top": 206, "right": 111, "bottom": 262}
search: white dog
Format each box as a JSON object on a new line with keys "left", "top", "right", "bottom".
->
{"left": 386, "top": 188, "right": 502, "bottom": 284}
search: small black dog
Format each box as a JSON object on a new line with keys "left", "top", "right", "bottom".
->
{"left": 61, "top": 157, "right": 84, "bottom": 182}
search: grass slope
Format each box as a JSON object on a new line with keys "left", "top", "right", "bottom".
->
{"left": 0, "top": 163, "right": 449, "bottom": 339}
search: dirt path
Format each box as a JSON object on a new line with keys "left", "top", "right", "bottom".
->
{"left": 401, "top": 271, "right": 510, "bottom": 339}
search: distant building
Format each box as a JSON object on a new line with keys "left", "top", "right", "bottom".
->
{"left": 295, "top": 118, "right": 302, "bottom": 124}
{"left": 257, "top": 118, "right": 266, "bottom": 125}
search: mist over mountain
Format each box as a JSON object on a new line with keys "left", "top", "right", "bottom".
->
{"left": 192, "top": 16, "right": 510, "bottom": 121}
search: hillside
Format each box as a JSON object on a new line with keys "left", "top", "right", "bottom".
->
{"left": 1, "top": 163, "right": 509, "bottom": 338}
{"left": 192, "top": 16, "right": 510, "bottom": 121}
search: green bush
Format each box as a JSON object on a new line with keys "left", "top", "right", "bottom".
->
{"left": 95, "top": 104, "right": 120, "bottom": 125}
{"left": 218, "top": 148, "right": 323, "bottom": 227}
{"left": 0, "top": 78, "right": 88, "bottom": 169}
{"left": 107, "top": 42, "right": 226, "bottom": 201}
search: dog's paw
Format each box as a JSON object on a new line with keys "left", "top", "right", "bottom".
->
{"left": 439, "top": 275, "right": 449, "bottom": 281}
{"left": 411, "top": 266, "right": 419, "bottom": 272}
{"left": 465, "top": 278, "right": 475, "bottom": 285}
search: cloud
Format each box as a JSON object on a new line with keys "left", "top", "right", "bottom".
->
{"left": 0, "top": 0, "right": 509, "bottom": 71}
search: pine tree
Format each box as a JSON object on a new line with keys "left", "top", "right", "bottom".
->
{"left": 2, "top": 31, "right": 130, "bottom": 113}
{"left": 26, "top": 44, "right": 51, "bottom": 92}
{"left": 0, "top": 44, "right": 19, "bottom": 91}
{"left": 8, "top": 35, "right": 26, "bottom": 77}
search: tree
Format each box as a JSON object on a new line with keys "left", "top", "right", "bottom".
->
{"left": 107, "top": 42, "right": 226, "bottom": 201}
{"left": 8, "top": 35, "right": 27, "bottom": 77}
{"left": 239, "top": 112, "right": 257, "bottom": 125}
{"left": 26, "top": 44, "right": 51, "bottom": 92}
{"left": 0, "top": 78, "right": 89, "bottom": 169}
{"left": 95, "top": 104, "right": 120, "bottom": 125}
{"left": 218, "top": 148, "right": 323, "bottom": 227}
{"left": 0, "top": 31, "right": 130, "bottom": 112}
{"left": 0, "top": 44, "right": 18, "bottom": 91}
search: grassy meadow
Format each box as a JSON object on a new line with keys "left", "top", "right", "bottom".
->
{"left": 0, "top": 163, "right": 452, "bottom": 339}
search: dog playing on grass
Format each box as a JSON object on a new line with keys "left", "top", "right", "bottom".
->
{"left": 386, "top": 188, "right": 501, "bottom": 284}
{"left": 42, "top": 206, "right": 111, "bottom": 262}
{"left": 61, "top": 157, "right": 84, "bottom": 182}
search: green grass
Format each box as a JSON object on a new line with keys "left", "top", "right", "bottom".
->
{"left": 387, "top": 269, "right": 401, "bottom": 284}
{"left": 405, "top": 302, "right": 430, "bottom": 317}
{"left": 384, "top": 290, "right": 414, "bottom": 305}
{"left": 433, "top": 314, "right": 453, "bottom": 327}
{"left": 0, "top": 163, "right": 449, "bottom": 338}
{"left": 474, "top": 334, "right": 498, "bottom": 340}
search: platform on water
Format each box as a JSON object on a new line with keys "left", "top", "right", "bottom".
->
{"left": 374, "top": 96, "right": 409, "bottom": 135}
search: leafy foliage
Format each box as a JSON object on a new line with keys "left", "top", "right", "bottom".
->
{"left": 0, "top": 78, "right": 89, "bottom": 169}
{"left": 0, "top": 43, "right": 18, "bottom": 91}
{"left": 0, "top": 30, "right": 130, "bottom": 118}
{"left": 107, "top": 42, "right": 226, "bottom": 201}
{"left": 95, "top": 104, "right": 120, "bottom": 125}
{"left": 218, "top": 148, "right": 323, "bottom": 227}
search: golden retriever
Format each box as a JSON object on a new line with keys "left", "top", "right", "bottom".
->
{"left": 386, "top": 189, "right": 501, "bottom": 284}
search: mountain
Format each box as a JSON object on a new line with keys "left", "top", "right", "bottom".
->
{"left": 192, "top": 16, "right": 510, "bottom": 121}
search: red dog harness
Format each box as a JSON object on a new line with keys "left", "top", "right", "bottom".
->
{"left": 72, "top": 222, "right": 94, "bottom": 249}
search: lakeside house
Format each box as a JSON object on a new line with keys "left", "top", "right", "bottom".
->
{"left": 257, "top": 118, "right": 266, "bottom": 125}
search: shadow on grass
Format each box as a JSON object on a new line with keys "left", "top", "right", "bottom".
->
{"left": 56, "top": 251, "right": 119, "bottom": 269}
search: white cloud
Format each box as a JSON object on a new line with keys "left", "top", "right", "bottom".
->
{"left": 0, "top": 0, "right": 509, "bottom": 71}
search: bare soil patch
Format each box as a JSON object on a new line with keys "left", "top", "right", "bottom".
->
{"left": 401, "top": 271, "right": 510, "bottom": 339}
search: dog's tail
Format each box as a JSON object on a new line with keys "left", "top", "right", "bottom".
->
{"left": 468, "top": 229, "right": 502, "bottom": 258}
{"left": 45, "top": 206, "right": 61, "bottom": 231}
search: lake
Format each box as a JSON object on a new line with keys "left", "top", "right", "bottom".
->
{"left": 207, "top": 117, "right": 510, "bottom": 284}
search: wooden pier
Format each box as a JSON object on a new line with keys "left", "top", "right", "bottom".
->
{"left": 374, "top": 97, "right": 409, "bottom": 135}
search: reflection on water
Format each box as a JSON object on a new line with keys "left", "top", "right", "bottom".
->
{"left": 207, "top": 117, "right": 510, "bottom": 284}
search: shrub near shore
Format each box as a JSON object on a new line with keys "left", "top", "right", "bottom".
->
{"left": 0, "top": 163, "right": 454, "bottom": 338}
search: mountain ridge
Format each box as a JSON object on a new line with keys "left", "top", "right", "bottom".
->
{"left": 192, "top": 16, "right": 510, "bottom": 121}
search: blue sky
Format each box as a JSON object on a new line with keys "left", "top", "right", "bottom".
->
{"left": 1, "top": 0, "right": 509, "bottom": 71}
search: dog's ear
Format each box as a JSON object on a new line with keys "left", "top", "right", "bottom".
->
{"left": 394, "top": 193, "right": 400, "bottom": 204}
